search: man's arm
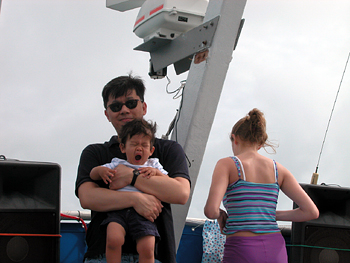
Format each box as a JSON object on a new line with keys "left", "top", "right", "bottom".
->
{"left": 138, "top": 141, "right": 191, "bottom": 204}
{"left": 135, "top": 175, "right": 190, "bottom": 204}
{"left": 78, "top": 181, "right": 163, "bottom": 222}
{"left": 109, "top": 165, "right": 190, "bottom": 204}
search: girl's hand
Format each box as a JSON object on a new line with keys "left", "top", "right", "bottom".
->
{"left": 217, "top": 209, "right": 228, "bottom": 233}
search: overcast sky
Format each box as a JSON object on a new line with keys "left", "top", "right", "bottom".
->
{"left": 1, "top": 0, "right": 350, "bottom": 221}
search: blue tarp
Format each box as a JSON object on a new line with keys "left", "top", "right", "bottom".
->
{"left": 176, "top": 224, "right": 203, "bottom": 263}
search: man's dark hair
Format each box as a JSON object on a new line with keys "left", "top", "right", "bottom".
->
{"left": 102, "top": 74, "right": 146, "bottom": 108}
{"left": 119, "top": 119, "right": 157, "bottom": 148}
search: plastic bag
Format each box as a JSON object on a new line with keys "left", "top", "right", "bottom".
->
{"left": 201, "top": 220, "right": 226, "bottom": 263}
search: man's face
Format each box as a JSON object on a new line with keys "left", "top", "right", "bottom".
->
{"left": 104, "top": 89, "right": 147, "bottom": 134}
{"left": 120, "top": 133, "right": 155, "bottom": 165}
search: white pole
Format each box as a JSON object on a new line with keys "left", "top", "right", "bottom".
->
{"left": 171, "top": 0, "right": 247, "bottom": 249}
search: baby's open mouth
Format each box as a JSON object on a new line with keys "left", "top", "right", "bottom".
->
{"left": 135, "top": 155, "right": 141, "bottom": 160}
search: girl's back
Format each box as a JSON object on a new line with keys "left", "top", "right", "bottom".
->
{"left": 231, "top": 153, "right": 277, "bottom": 185}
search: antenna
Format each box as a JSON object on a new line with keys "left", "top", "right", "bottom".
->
{"left": 311, "top": 52, "right": 350, "bottom": 184}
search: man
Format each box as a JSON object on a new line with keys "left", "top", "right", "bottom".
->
{"left": 75, "top": 74, "right": 191, "bottom": 263}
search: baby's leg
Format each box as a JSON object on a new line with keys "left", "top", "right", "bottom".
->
{"left": 106, "top": 222, "right": 126, "bottom": 263}
{"left": 136, "top": 235, "right": 155, "bottom": 263}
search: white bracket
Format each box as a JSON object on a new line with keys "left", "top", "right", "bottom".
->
{"left": 134, "top": 16, "right": 220, "bottom": 75}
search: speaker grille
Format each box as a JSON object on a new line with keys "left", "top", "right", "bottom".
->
{"left": 290, "top": 184, "right": 350, "bottom": 263}
{"left": 302, "top": 225, "right": 350, "bottom": 263}
{"left": 0, "top": 160, "right": 60, "bottom": 263}
{"left": 0, "top": 236, "right": 59, "bottom": 263}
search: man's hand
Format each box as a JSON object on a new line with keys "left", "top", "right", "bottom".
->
{"left": 109, "top": 164, "right": 133, "bottom": 190}
{"left": 133, "top": 192, "right": 163, "bottom": 222}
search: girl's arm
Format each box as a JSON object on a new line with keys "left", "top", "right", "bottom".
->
{"left": 276, "top": 163, "right": 319, "bottom": 222}
{"left": 204, "top": 158, "right": 231, "bottom": 219}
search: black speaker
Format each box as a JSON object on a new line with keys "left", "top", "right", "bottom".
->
{"left": 0, "top": 160, "right": 61, "bottom": 263}
{"left": 290, "top": 183, "right": 350, "bottom": 263}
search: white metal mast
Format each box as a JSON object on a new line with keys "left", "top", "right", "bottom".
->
{"left": 170, "top": 0, "right": 247, "bottom": 248}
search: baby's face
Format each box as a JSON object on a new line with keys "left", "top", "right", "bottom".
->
{"left": 123, "top": 133, "right": 154, "bottom": 165}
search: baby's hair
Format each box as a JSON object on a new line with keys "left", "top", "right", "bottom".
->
{"left": 231, "top": 108, "right": 276, "bottom": 152}
{"left": 119, "top": 119, "right": 157, "bottom": 148}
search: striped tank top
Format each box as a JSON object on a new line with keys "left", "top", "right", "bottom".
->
{"left": 222, "top": 156, "right": 280, "bottom": 235}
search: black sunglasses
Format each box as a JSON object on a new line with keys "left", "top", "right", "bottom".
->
{"left": 107, "top": 99, "right": 143, "bottom": 112}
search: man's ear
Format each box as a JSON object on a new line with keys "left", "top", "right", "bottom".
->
{"left": 105, "top": 109, "right": 111, "bottom": 122}
{"left": 119, "top": 143, "right": 126, "bottom": 153}
{"left": 142, "top": 101, "right": 147, "bottom": 116}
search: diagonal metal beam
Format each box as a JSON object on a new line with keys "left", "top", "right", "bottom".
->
{"left": 170, "top": 0, "right": 247, "bottom": 250}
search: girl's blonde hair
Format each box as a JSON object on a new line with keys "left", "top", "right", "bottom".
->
{"left": 231, "top": 108, "right": 276, "bottom": 152}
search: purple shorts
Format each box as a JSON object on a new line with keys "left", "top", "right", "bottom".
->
{"left": 223, "top": 233, "right": 288, "bottom": 263}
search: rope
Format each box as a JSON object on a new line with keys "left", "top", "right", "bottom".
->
{"left": 315, "top": 52, "right": 350, "bottom": 173}
{"left": 286, "top": 243, "right": 350, "bottom": 252}
{"left": 60, "top": 213, "right": 88, "bottom": 234}
{"left": 0, "top": 233, "right": 61, "bottom": 237}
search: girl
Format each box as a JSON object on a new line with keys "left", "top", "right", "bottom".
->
{"left": 204, "top": 108, "right": 319, "bottom": 263}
